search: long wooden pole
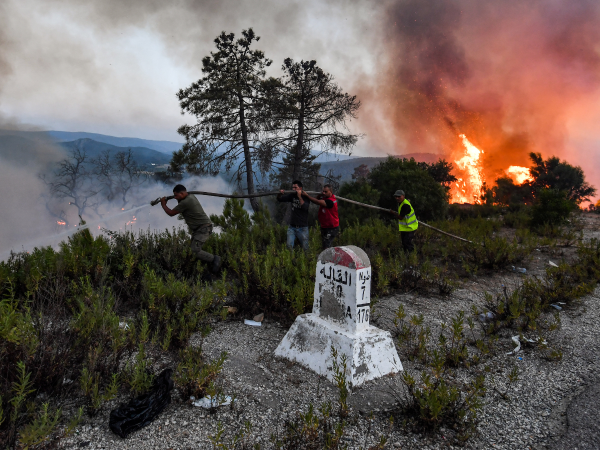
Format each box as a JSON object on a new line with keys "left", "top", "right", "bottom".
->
{"left": 151, "top": 190, "right": 478, "bottom": 245}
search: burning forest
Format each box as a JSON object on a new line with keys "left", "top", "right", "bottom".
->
{"left": 366, "top": 0, "right": 600, "bottom": 206}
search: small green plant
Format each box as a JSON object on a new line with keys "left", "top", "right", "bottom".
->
{"left": 174, "top": 345, "right": 227, "bottom": 400}
{"left": 80, "top": 367, "right": 119, "bottom": 416}
{"left": 401, "top": 370, "right": 485, "bottom": 439}
{"left": 127, "top": 344, "right": 154, "bottom": 395}
{"left": 488, "top": 365, "right": 519, "bottom": 401}
{"left": 330, "top": 347, "right": 349, "bottom": 418}
{"left": 393, "top": 306, "right": 430, "bottom": 362}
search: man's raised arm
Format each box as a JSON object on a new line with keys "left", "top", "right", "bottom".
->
{"left": 160, "top": 197, "right": 179, "bottom": 217}
{"left": 301, "top": 191, "right": 327, "bottom": 207}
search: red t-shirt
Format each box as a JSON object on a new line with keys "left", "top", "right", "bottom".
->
{"left": 318, "top": 194, "right": 339, "bottom": 228}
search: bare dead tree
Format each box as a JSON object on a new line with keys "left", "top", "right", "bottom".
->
{"left": 93, "top": 149, "right": 143, "bottom": 208}
{"left": 93, "top": 149, "right": 117, "bottom": 202}
{"left": 113, "top": 150, "right": 142, "bottom": 208}
{"left": 44, "top": 145, "right": 99, "bottom": 218}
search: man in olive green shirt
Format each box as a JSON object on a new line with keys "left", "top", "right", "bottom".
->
{"left": 160, "top": 184, "right": 222, "bottom": 273}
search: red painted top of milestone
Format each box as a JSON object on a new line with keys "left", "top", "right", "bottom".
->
{"left": 318, "top": 246, "right": 370, "bottom": 270}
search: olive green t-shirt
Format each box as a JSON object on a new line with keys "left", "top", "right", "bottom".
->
{"left": 173, "top": 194, "right": 212, "bottom": 231}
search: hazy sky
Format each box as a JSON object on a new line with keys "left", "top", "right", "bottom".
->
{"left": 1, "top": 0, "right": 599, "bottom": 175}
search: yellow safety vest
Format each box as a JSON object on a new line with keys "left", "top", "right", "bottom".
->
{"left": 398, "top": 199, "right": 418, "bottom": 232}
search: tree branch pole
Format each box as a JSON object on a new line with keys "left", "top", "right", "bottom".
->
{"left": 150, "top": 191, "right": 477, "bottom": 245}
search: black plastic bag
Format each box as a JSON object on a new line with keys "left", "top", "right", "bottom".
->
{"left": 109, "top": 368, "right": 174, "bottom": 438}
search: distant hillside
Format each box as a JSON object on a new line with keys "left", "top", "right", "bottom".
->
{"left": 47, "top": 131, "right": 184, "bottom": 154}
{"left": 58, "top": 138, "right": 172, "bottom": 168}
{"left": 320, "top": 153, "right": 442, "bottom": 183}
{"left": 22, "top": 131, "right": 184, "bottom": 154}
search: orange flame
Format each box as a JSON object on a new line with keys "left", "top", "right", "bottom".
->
{"left": 506, "top": 166, "right": 533, "bottom": 185}
{"left": 450, "top": 134, "right": 484, "bottom": 204}
{"left": 57, "top": 220, "right": 66, "bottom": 225}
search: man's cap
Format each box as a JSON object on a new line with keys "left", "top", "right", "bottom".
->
{"left": 394, "top": 190, "right": 405, "bottom": 197}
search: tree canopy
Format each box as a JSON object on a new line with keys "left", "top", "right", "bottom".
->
{"left": 528, "top": 152, "right": 595, "bottom": 205}
{"left": 172, "top": 32, "right": 361, "bottom": 215}
{"left": 265, "top": 59, "right": 360, "bottom": 185}
{"left": 174, "top": 29, "right": 271, "bottom": 211}
{"left": 339, "top": 157, "right": 450, "bottom": 223}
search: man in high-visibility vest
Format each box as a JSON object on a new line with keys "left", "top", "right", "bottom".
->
{"left": 390, "top": 189, "right": 418, "bottom": 253}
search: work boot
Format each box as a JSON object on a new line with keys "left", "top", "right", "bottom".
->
{"left": 211, "top": 255, "right": 222, "bottom": 274}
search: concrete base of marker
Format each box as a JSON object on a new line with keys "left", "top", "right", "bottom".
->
{"left": 274, "top": 313, "right": 402, "bottom": 388}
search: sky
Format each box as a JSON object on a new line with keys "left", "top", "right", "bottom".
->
{"left": 1, "top": 0, "right": 599, "bottom": 182}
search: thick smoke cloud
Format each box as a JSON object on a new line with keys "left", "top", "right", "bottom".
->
{"left": 0, "top": 0, "right": 379, "bottom": 142}
{"left": 0, "top": 128, "right": 65, "bottom": 254}
{"left": 0, "top": 0, "right": 379, "bottom": 259}
{"left": 373, "top": 0, "right": 600, "bottom": 183}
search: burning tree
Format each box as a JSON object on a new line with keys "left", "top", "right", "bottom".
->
{"left": 490, "top": 152, "right": 596, "bottom": 208}
{"left": 174, "top": 29, "right": 271, "bottom": 212}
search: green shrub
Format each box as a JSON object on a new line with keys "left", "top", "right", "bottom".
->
{"left": 503, "top": 207, "right": 532, "bottom": 229}
{"left": 366, "top": 156, "right": 449, "bottom": 222}
{"left": 401, "top": 371, "right": 485, "bottom": 439}
{"left": 531, "top": 189, "right": 577, "bottom": 229}
{"left": 174, "top": 345, "right": 227, "bottom": 399}
{"left": 448, "top": 203, "right": 500, "bottom": 220}
{"left": 337, "top": 181, "right": 382, "bottom": 226}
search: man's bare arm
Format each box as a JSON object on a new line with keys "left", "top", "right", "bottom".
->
{"left": 160, "top": 197, "right": 179, "bottom": 217}
{"left": 301, "top": 191, "right": 327, "bottom": 207}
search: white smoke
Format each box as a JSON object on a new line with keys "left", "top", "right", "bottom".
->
{"left": 0, "top": 172, "right": 234, "bottom": 261}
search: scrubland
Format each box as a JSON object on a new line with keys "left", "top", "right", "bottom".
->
{"left": 2, "top": 199, "right": 600, "bottom": 449}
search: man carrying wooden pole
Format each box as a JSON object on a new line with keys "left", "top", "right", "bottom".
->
{"left": 388, "top": 189, "right": 418, "bottom": 253}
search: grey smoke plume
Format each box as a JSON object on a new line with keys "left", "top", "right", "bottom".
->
{"left": 0, "top": 128, "right": 66, "bottom": 255}
{"left": 0, "top": 0, "right": 380, "bottom": 259}
{"left": 0, "top": 0, "right": 380, "bottom": 141}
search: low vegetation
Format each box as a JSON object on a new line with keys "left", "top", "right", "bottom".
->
{"left": 2, "top": 183, "right": 600, "bottom": 447}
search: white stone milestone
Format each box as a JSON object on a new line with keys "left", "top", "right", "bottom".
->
{"left": 274, "top": 245, "right": 402, "bottom": 388}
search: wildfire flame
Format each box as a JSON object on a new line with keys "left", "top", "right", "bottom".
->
{"left": 506, "top": 166, "right": 533, "bottom": 185}
{"left": 450, "top": 134, "right": 484, "bottom": 204}
{"left": 57, "top": 220, "right": 66, "bottom": 225}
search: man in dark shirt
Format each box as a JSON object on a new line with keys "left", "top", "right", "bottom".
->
{"left": 160, "top": 184, "right": 222, "bottom": 273}
{"left": 277, "top": 180, "right": 310, "bottom": 250}
{"left": 302, "top": 184, "right": 339, "bottom": 249}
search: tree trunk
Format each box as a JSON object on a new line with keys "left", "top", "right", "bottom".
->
{"left": 238, "top": 94, "right": 260, "bottom": 212}
{"left": 284, "top": 101, "right": 305, "bottom": 225}
{"left": 292, "top": 101, "right": 305, "bottom": 183}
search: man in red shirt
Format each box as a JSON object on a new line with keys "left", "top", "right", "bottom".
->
{"left": 302, "top": 184, "right": 339, "bottom": 249}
